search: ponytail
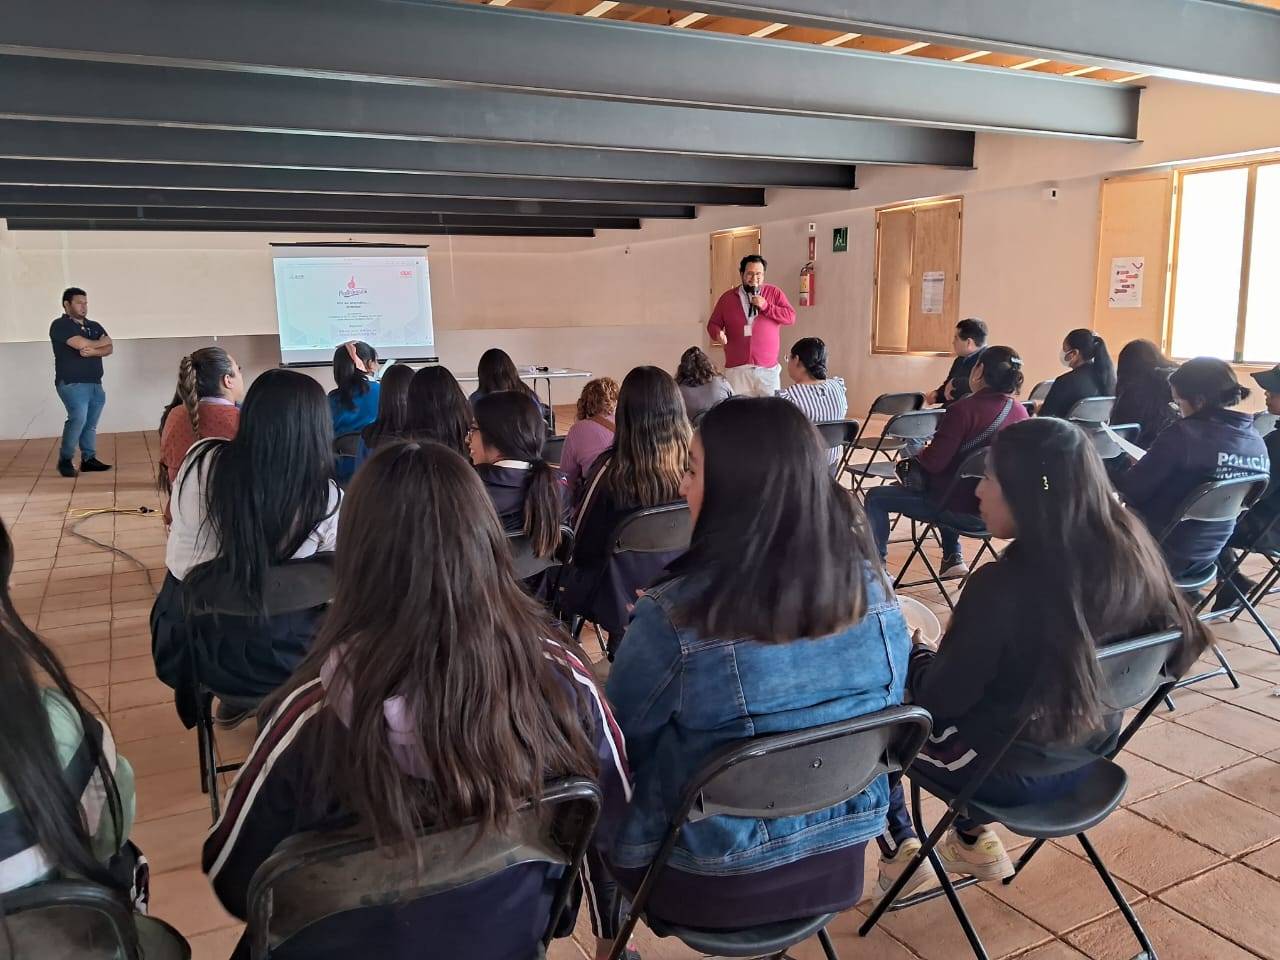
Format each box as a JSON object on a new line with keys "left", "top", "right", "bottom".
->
{"left": 1169, "top": 357, "right": 1250, "bottom": 412}
{"left": 157, "top": 346, "right": 236, "bottom": 496}
{"left": 1065, "top": 329, "right": 1116, "bottom": 394}
{"left": 524, "top": 458, "right": 563, "bottom": 559}
{"left": 178, "top": 354, "right": 201, "bottom": 440}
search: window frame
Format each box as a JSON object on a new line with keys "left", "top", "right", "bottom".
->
{"left": 1166, "top": 155, "right": 1279, "bottom": 365}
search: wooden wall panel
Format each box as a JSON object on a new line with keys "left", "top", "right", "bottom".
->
{"left": 1092, "top": 173, "right": 1173, "bottom": 348}
{"left": 907, "top": 200, "right": 962, "bottom": 353}
{"left": 873, "top": 206, "right": 914, "bottom": 352}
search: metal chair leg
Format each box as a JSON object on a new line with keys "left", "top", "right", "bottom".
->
{"left": 1005, "top": 838, "right": 1048, "bottom": 883}
{"left": 929, "top": 848, "right": 991, "bottom": 960}
{"left": 817, "top": 926, "right": 840, "bottom": 960}
{"left": 1077, "top": 833, "right": 1156, "bottom": 960}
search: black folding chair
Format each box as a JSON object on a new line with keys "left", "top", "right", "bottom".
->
{"left": 0, "top": 880, "right": 190, "bottom": 959}
{"left": 1027, "top": 379, "right": 1054, "bottom": 410}
{"left": 814, "top": 418, "right": 862, "bottom": 476}
{"left": 847, "top": 409, "right": 944, "bottom": 496}
{"left": 1154, "top": 474, "right": 1268, "bottom": 704}
{"left": 607, "top": 706, "right": 932, "bottom": 960}
{"left": 1254, "top": 411, "right": 1278, "bottom": 438}
{"left": 246, "top": 777, "right": 601, "bottom": 960}
{"left": 862, "top": 629, "right": 1186, "bottom": 960}
{"left": 186, "top": 556, "right": 336, "bottom": 821}
{"left": 852, "top": 392, "right": 925, "bottom": 454}
{"left": 333, "top": 432, "right": 361, "bottom": 483}
{"left": 891, "top": 448, "right": 997, "bottom": 611}
{"left": 1208, "top": 512, "right": 1280, "bottom": 656}
{"left": 1065, "top": 396, "right": 1116, "bottom": 425}
{"left": 1083, "top": 422, "right": 1140, "bottom": 460}
{"left": 542, "top": 434, "right": 567, "bottom": 467}
{"left": 507, "top": 525, "right": 574, "bottom": 584}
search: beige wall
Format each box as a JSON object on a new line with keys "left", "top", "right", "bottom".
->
{"left": 2, "top": 77, "right": 1277, "bottom": 438}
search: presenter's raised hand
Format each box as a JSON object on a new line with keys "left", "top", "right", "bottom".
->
{"left": 749, "top": 295, "right": 767, "bottom": 311}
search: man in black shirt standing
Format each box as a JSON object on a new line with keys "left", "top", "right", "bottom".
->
{"left": 49, "top": 287, "right": 113, "bottom": 478}
{"left": 927, "top": 317, "right": 988, "bottom": 407}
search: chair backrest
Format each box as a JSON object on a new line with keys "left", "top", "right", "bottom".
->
{"left": 957, "top": 447, "right": 991, "bottom": 481}
{"left": 813, "top": 418, "right": 860, "bottom": 449}
{"left": 333, "top": 432, "right": 362, "bottom": 458}
{"left": 246, "top": 777, "right": 601, "bottom": 960}
{"left": 507, "top": 531, "right": 557, "bottom": 581}
{"left": 1028, "top": 379, "right": 1055, "bottom": 403}
{"left": 1158, "top": 474, "right": 1269, "bottom": 542}
{"left": 882, "top": 408, "right": 945, "bottom": 442}
{"left": 1085, "top": 422, "right": 1139, "bottom": 460}
{"left": 1066, "top": 396, "right": 1116, "bottom": 424}
{"left": 612, "top": 502, "right": 692, "bottom": 555}
{"left": 1255, "top": 411, "right": 1278, "bottom": 438}
{"left": 1095, "top": 629, "right": 1184, "bottom": 717}
{"left": 541, "top": 435, "right": 567, "bottom": 466}
{"left": 0, "top": 881, "right": 189, "bottom": 960}
{"left": 867, "top": 392, "right": 924, "bottom": 418}
{"left": 184, "top": 554, "right": 336, "bottom": 618}
{"left": 683, "top": 706, "right": 932, "bottom": 824}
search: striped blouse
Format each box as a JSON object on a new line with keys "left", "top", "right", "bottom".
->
{"left": 779, "top": 377, "right": 849, "bottom": 465}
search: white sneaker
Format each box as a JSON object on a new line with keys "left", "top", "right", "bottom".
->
{"left": 936, "top": 828, "right": 1014, "bottom": 882}
{"left": 939, "top": 556, "right": 970, "bottom": 579}
{"left": 876, "top": 838, "right": 940, "bottom": 902}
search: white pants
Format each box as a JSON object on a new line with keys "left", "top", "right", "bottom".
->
{"left": 724, "top": 363, "right": 781, "bottom": 398}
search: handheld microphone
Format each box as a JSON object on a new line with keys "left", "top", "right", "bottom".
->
{"left": 745, "top": 283, "right": 759, "bottom": 320}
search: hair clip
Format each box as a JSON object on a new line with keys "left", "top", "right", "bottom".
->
{"left": 1009, "top": 356, "right": 1023, "bottom": 367}
{"left": 1042, "top": 475, "right": 1050, "bottom": 492}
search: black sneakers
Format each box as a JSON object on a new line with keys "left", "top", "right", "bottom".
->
{"left": 79, "top": 458, "right": 112, "bottom": 472}
{"left": 57, "top": 458, "right": 78, "bottom": 478}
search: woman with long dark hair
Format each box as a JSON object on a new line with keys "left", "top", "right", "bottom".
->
{"left": 470, "top": 390, "right": 563, "bottom": 559}
{"left": 356, "top": 361, "right": 414, "bottom": 466}
{"left": 1110, "top": 339, "right": 1178, "bottom": 449}
{"left": 328, "top": 340, "right": 381, "bottom": 436}
{"left": 157, "top": 346, "right": 245, "bottom": 518}
{"left": 151, "top": 369, "right": 341, "bottom": 724}
{"left": 586, "top": 397, "right": 909, "bottom": 956}
{"left": 876, "top": 418, "right": 1210, "bottom": 893}
{"left": 559, "top": 377, "right": 619, "bottom": 505}
{"left": 203, "top": 442, "right": 628, "bottom": 960}
{"left": 1038, "top": 328, "right": 1117, "bottom": 419}
{"left": 405, "top": 365, "right": 472, "bottom": 457}
{"left": 561, "top": 366, "right": 691, "bottom": 644}
{"left": 0, "top": 519, "right": 145, "bottom": 904}
{"left": 674, "top": 345, "right": 730, "bottom": 423}
{"left": 1117, "top": 357, "right": 1269, "bottom": 578}
{"left": 470, "top": 347, "right": 549, "bottom": 421}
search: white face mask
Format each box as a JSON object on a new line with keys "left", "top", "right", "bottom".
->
{"left": 1060, "top": 350, "right": 1074, "bottom": 368}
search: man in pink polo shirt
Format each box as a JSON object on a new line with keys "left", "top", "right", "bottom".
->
{"left": 707, "top": 255, "right": 797, "bottom": 397}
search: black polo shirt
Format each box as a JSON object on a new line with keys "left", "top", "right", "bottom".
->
{"left": 50, "top": 314, "right": 109, "bottom": 385}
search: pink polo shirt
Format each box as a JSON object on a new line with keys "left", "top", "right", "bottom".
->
{"left": 706, "top": 283, "right": 798, "bottom": 369}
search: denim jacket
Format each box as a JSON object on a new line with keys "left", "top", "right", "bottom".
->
{"left": 604, "top": 570, "right": 910, "bottom": 875}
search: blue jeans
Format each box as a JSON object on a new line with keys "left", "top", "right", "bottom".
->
{"left": 55, "top": 381, "right": 106, "bottom": 461}
{"left": 864, "top": 483, "right": 965, "bottom": 561}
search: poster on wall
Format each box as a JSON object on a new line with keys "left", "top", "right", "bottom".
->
{"left": 921, "top": 271, "right": 945, "bottom": 314}
{"left": 1108, "top": 257, "right": 1144, "bottom": 308}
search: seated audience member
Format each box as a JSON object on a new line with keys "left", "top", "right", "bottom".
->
{"left": 1110, "top": 339, "right": 1178, "bottom": 450}
{"left": 674, "top": 346, "right": 732, "bottom": 424}
{"left": 328, "top": 341, "right": 380, "bottom": 485}
{"left": 876, "top": 418, "right": 1209, "bottom": 891}
{"left": 0, "top": 519, "right": 148, "bottom": 910}
{"left": 559, "top": 377, "right": 618, "bottom": 505}
{"left": 927, "top": 317, "right": 988, "bottom": 407}
{"left": 1216, "top": 364, "right": 1280, "bottom": 606}
{"left": 157, "top": 347, "right": 245, "bottom": 522}
{"left": 1117, "top": 358, "right": 1270, "bottom": 580}
{"left": 1038, "top": 329, "right": 1117, "bottom": 419}
{"left": 563, "top": 366, "right": 690, "bottom": 644}
{"left": 355, "top": 361, "right": 414, "bottom": 467}
{"left": 470, "top": 347, "right": 550, "bottom": 422}
{"left": 203, "top": 442, "right": 627, "bottom": 960}
{"left": 151, "top": 370, "right": 341, "bottom": 726}
{"left": 404, "top": 365, "right": 472, "bottom": 457}
{"left": 470, "top": 391, "right": 564, "bottom": 559}
{"left": 587, "top": 397, "right": 910, "bottom": 957}
{"left": 778, "top": 336, "right": 848, "bottom": 467}
{"left": 864, "top": 346, "right": 1029, "bottom": 578}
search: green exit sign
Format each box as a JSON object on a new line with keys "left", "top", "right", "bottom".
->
{"left": 832, "top": 226, "right": 848, "bottom": 253}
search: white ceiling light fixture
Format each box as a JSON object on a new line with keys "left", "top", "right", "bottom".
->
{"left": 888, "top": 41, "right": 930, "bottom": 55}
{"left": 1009, "top": 57, "right": 1050, "bottom": 70}
{"left": 582, "top": 1, "right": 619, "bottom": 15}
{"left": 671, "top": 11, "right": 707, "bottom": 27}
{"left": 748, "top": 22, "right": 788, "bottom": 37}
{"left": 1065, "top": 65, "right": 1101, "bottom": 77}
{"left": 821, "top": 32, "right": 862, "bottom": 46}
{"left": 951, "top": 50, "right": 990, "bottom": 62}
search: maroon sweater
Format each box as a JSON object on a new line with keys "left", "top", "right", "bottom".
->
{"left": 916, "top": 389, "right": 1028, "bottom": 513}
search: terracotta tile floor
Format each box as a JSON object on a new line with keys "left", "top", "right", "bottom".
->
{"left": 4, "top": 426, "right": 1280, "bottom": 960}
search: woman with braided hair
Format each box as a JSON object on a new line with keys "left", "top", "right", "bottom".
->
{"left": 158, "top": 347, "right": 245, "bottom": 521}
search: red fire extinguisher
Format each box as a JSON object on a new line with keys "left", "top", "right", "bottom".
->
{"left": 799, "top": 260, "right": 816, "bottom": 307}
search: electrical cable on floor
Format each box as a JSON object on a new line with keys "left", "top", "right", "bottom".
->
{"left": 65, "top": 506, "right": 163, "bottom": 595}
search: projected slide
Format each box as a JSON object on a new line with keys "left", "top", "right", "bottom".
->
{"left": 272, "top": 245, "right": 435, "bottom": 365}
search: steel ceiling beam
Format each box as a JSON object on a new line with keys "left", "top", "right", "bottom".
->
{"left": 643, "top": 0, "right": 1280, "bottom": 94}
{"left": 0, "top": 0, "right": 1140, "bottom": 140}
{"left": 0, "top": 205, "right": 641, "bottom": 230}
{"left": 0, "top": 186, "right": 696, "bottom": 219}
{"left": 0, "top": 57, "right": 973, "bottom": 166}
{"left": 2, "top": 220, "right": 597, "bottom": 238}
{"left": 0, "top": 120, "right": 859, "bottom": 189}
{"left": 0, "top": 160, "right": 766, "bottom": 207}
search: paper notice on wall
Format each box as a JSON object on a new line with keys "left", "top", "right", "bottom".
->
{"left": 1108, "top": 257, "right": 1144, "bottom": 308}
{"left": 921, "top": 271, "right": 945, "bottom": 314}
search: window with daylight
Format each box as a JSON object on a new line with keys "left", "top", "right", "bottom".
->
{"left": 1169, "top": 158, "right": 1280, "bottom": 364}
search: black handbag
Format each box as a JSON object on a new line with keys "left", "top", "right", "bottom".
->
{"left": 893, "top": 398, "right": 1016, "bottom": 495}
